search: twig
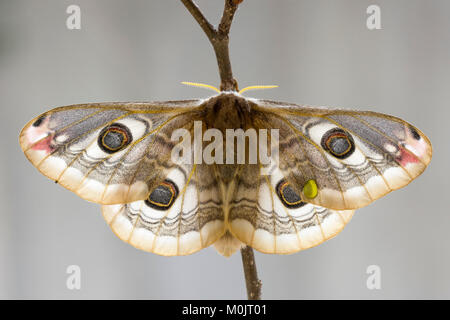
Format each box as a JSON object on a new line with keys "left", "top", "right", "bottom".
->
{"left": 218, "top": 0, "right": 240, "bottom": 36}
{"left": 240, "top": 245, "right": 262, "bottom": 299}
{"left": 180, "top": 0, "right": 240, "bottom": 91}
{"left": 180, "top": 0, "right": 216, "bottom": 40}
{"left": 180, "top": 0, "right": 262, "bottom": 300}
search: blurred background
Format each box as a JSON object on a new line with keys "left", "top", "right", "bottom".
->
{"left": 0, "top": 0, "right": 449, "bottom": 299}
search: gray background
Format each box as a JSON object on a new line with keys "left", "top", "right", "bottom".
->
{"left": 0, "top": 0, "right": 448, "bottom": 299}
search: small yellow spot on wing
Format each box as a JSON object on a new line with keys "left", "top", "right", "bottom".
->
{"left": 303, "top": 179, "right": 318, "bottom": 199}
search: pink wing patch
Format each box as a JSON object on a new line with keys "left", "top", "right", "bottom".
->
{"left": 397, "top": 125, "right": 429, "bottom": 166}
{"left": 25, "top": 116, "right": 55, "bottom": 154}
{"left": 397, "top": 146, "right": 419, "bottom": 166}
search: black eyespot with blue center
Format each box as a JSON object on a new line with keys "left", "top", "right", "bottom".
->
{"left": 321, "top": 128, "right": 355, "bottom": 159}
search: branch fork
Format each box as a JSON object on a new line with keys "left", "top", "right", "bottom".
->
{"left": 181, "top": 0, "right": 240, "bottom": 91}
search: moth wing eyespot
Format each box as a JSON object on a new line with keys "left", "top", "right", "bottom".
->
{"left": 98, "top": 123, "right": 132, "bottom": 154}
{"left": 276, "top": 179, "right": 306, "bottom": 209}
{"left": 320, "top": 128, "right": 355, "bottom": 159}
{"left": 145, "top": 180, "right": 179, "bottom": 211}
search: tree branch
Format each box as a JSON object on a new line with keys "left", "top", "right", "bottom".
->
{"left": 180, "top": 0, "right": 216, "bottom": 41}
{"left": 240, "top": 245, "right": 262, "bottom": 300}
{"left": 180, "top": 0, "right": 262, "bottom": 300}
{"left": 180, "top": 0, "right": 240, "bottom": 91}
{"left": 218, "top": 0, "right": 240, "bottom": 36}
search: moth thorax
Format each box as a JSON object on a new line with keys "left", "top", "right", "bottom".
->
{"left": 205, "top": 94, "right": 249, "bottom": 131}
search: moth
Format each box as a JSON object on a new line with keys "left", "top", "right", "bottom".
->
{"left": 19, "top": 84, "right": 432, "bottom": 256}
